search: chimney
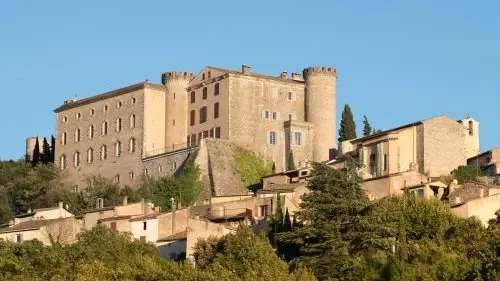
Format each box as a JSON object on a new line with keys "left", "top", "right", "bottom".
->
{"left": 27, "top": 208, "right": 32, "bottom": 214}
{"left": 58, "top": 201, "right": 63, "bottom": 210}
{"left": 14, "top": 218, "right": 20, "bottom": 225}
{"left": 241, "top": 64, "right": 251, "bottom": 75}
{"left": 291, "top": 73, "right": 302, "bottom": 81}
{"left": 280, "top": 71, "right": 288, "bottom": 79}
{"left": 65, "top": 204, "right": 69, "bottom": 210}
{"left": 123, "top": 196, "right": 128, "bottom": 206}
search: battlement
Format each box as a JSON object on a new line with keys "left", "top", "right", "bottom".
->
{"left": 302, "top": 66, "right": 338, "bottom": 79}
{"left": 161, "top": 71, "right": 195, "bottom": 85}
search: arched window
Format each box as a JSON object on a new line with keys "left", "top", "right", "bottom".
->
{"left": 115, "top": 141, "right": 121, "bottom": 157}
{"left": 61, "top": 132, "right": 67, "bottom": 145}
{"left": 100, "top": 145, "right": 107, "bottom": 160}
{"left": 116, "top": 118, "right": 121, "bottom": 132}
{"left": 74, "top": 128, "right": 80, "bottom": 142}
{"left": 73, "top": 151, "right": 80, "bottom": 167}
{"left": 60, "top": 155, "right": 66, "bottom": 170}
{"left": 129, "top": 138, "right": 136, "bottom": 153}
{"left": 87, "top": 148, "right": 94, "bottom": 163}
{"left": 117, "top": 101, "right": 122, "bottom": 108}
{"left": 268, "top": 131, "right": 277, "bottom": 145}
{"left": 102, "top": 121, "right": 108, "bottom": 135}
{"left": 130, "top": 115, "right": 136, "bottom": 128}
{"left": 88, "top": 125, "right": 94, "bottom": 139}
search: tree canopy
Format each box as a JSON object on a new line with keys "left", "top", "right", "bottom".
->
{"left": 338, "top": 104, "right": 357, "bottom": 142}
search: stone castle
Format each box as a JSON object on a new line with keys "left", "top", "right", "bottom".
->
{"left": 53, "top": 64, "right": 337, "bottom": 187}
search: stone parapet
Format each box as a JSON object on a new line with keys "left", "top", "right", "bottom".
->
{"left": 161, "top": 71, "right": 195, "bottom": 85}
{"left": 302, "top": 66, "right": 338, "bottom": 78}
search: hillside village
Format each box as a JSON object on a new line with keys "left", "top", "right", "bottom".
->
{"left": 2, "top": 64, "right": 500, "bottom": 279}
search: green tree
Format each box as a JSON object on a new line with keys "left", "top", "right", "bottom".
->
{"left": 287, "top": 150, "right": 296, "bottom": 171}
{"left": 451, "top": 165, "right": 483, "bottom": 184}
{"left": 31, "top": 138, "right": 41, "bottom": 166}
{"left": 50, "top": 135, "right": 56, "bottom": 163}
{"left": 234, "top": 147, "right": 273, "bottom": 190}
{"left": 362, "top": 115, "right": 372, "bottom": 137}
{"left": 41, "top": 137, "right": 51, "bottom": 164}
{"left": 338, "top": 104, "right": 357, "bottom": 142}
{"left": 284, "top": 207, "right": 292, "bottom": 232}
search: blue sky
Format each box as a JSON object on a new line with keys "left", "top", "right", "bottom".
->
{"left": 1, "top": 1, "right": 499, "bottom": 160}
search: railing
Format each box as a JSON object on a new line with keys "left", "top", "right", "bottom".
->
{"left": 207, "top": 208, "right": 252, "bottom": 220}
{"left": 144, "top": 142, "right": 196, "bottom": 158}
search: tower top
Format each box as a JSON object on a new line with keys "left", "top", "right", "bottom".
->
{"left": 161, "top": 71, "right": 194, "bottom": 85}
{"left": 302, "top": 66, "right": 338, "bottom": 79}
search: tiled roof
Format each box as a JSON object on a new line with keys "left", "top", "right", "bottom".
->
{"left": 260, "top": 182, "right": 305, "bottom": 192}
{"left": 82, "top": 206, "right": 115, "bottom": 214}
{"left": 157, "top": 230, "right": 187, "bottom": 242}
{"left": 129, "top": 212, "right": 162, "bottom": 222}
{"left": 0, "top": 218, "right": 66, "bottom": 234}
{"left": 98, "top": 215, "right": 132, "bottom": 222}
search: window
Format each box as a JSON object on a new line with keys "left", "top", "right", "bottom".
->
{"left": 73, "top": 151, "right": 80, "bottom": 167}
{"left": 262, "top": 110, "right": 270, "bottom": 119}
{"left": 115, "top": 141, "right": 121, "bottom": 157}
{"left": 259, "top": 205, "right": 268, "bottom": 217}
{"left": 103, "top": 105, "right": 108, "bottom": 113}
{"left": 200, "top": 106, "right": 207, "bottom": 124}
{"left": 215, "top": 127, "right": 221, "bottom": 138}
{"left": 198, "top": 132, "right": 202, "bottom": 143}
{"left": 88, "top": 125, "right": 94, "bottom": 139}
{"left": 208, "top": 71, "right": 211, "bottom": 78}
{"left": 114, "top": 174, "right": 120, "bottom": 184}
{"left": 214, "top": 83, "right": 219, "bottom": 95}
{"left": 117, "top": 101, "right": 122, "bottom": 108}
{"left": 369, "top": 154, "right": 377, "bottom": 176}
{"left": 158, "top": 165, "right": 163, "bottom": 173}
{"left": 62, "top": 116, "right": 68, "bottom": 123}
{"left": 131, "top": 97, "right": 136, "bottom": 105}
{"left": 383, "top": 154, "right": 389, "bottom": 171}
{"left": 294, "top": 132, "right": 303, "bottom": 145}
{"left": 87, "top": 148, "right": 94, "bottom": 163}
{"left": 144, "top": 168, "right": 150, "bottom": 177}
{"left": 288, "top": 91, "right": 295, "bottom": 101}
{"left": 171, "top": 162, "right": 177, "bottom": 171}
{"left": 16, "top": 234, "right": 23, "bottom": 243}
{"left": 143, "top": 221, "right": 147, "bottom": 230}
{"left": 468, "top": 120, "right": 474, "bottom": 135}
{"left": 129, "top": 138, "right": 136, "bottom": 153}
{"left": 203, "top": 87, "right": 207, "bottom": 99}
{"left": 130, "top": 115, "right": 136, "bottom": 128}
{"left": 203, "top": 130, "right": 208, "bottom": 138}
{"left": 76, "top": 112, "right": 81, "bottom": 120}
{"left": 172, "top": 119, "right": 175, "bottom": 126}
{"left": 190, "top": 91, "right": 195, "bottom": 103}
{"left": 74, "top": 129, "right": 80, "bottom": 142}
{"left": 269, "top": 131, "right": 277, "bottom": 145}
{"left": 202, "top": 73, "right": 205, "bottom": 80}
{"left": 272, "top": 112, "right": 279, "bottom": 120}
{"left": 190, "top": 110, "right": 195, "bottom": 126}
{"left": 110, "top": 222, "right": 117, "bottom": 230}
{"left": 116, "top": 118, "right": 121, "bottom": 132}
{"left": 90, "top": 108, "right": 95, "bottom": 116}
{"left": 102, "top": 121, "right": 108, "bottom": 135}
{"left": 61, "top": 132, "right": 67, "bottom": 145}
{"left": 100, "top": 145, "right": 107, "bottom": 160}
{"left": 191, "top": 134, "right": 197, "bottom": 146}
{"left": 129, "top": 171, "right": 134, "bottom": 180}
{"left": 214, "top": 102, "right": 219, "bottom": 119}
{"left": 209, "top": 128, "right": 214, "bottom": 138}
{"left": 411, "top": 189, "right": 425, "bottom": 198}
{"left": 60, "top": 155, "right": 67, "bottom": 170}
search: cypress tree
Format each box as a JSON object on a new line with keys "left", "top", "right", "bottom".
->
{"left": 31, "top": 138, "right": 41, "bottom": 167}
{"left": 338, "top": 104, "right": 357, "bottom": 142}
{"left": 50, "top": 135, "right": 56, "bottom": 163}
{"left": 287, "top": 150, "right": 296, "bottom": 171}
{"left": 362, "top": 115, "right": 372, "bottom": 137}
{"left": 41, "top": 138, "right": 51, "bottom": 164}
{"left": 283, "top": 207, "right": 292, "bottom": 232}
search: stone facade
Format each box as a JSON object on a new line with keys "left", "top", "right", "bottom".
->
{"left": 54, "top": 64, "right": 337, "bottom": 187}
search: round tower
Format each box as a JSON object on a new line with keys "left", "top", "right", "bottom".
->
{"left": 161, "top": 71, "right": 194, "bottom": 151}
{"left": 303, "top": 66, "right": 338, "bottom": 162}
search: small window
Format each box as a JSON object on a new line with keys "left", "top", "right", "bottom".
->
{"left": 369, "top": 154, "right": 377, "bottom": 176}
{"left": 101, "top": 145, "right": 108, "bottom": 160}
{"left": 158, "top": 165, "right": 163, "bottom": 173}
{"left": 16, "top": 234, "right": 23, "bottom": 243}
{"left": 87, "top": 148, "right": 94, "bottom": 163}
{"left": 214, "top": 83, "right": 220, "bottom": 95}
{"left": 102, "top": 122, "right": 108, "bottom": 135}
{"left": 272, "top": 112, "right": 279, "bottom": 120}
{"left": 129, "top": 138, "right": 136, "bottom": 153}
{"left": 202, "top": 73, "right": 205, "bottom": 80}
{"left": 172, "top": 162, "right": 177, "bottom": 171}
{"left": 131, "top": 97, "right": 136, "bottom": 105}
{"left": 269, "top": 131, "right": 277, "bottom": 145}
{"left": 203, "top": 87, "right": 207, "bottom": 99}
{"left": 116, "top": 118, "right": 121, "bottom": 132}
{"left": 115, "top": 141, "right": 121, "bottom": 157}
{"left": 90, "top": 109, "right": 95, "bottom": 116}
{"left": 384, "top": 154, "right": 389, "bottom": 171}
{"left": 110, "top": 222, "right": 117, "bottom": 230}
{"left": 468, "top": 120, "right": 474, "bottom": 135}
{"left": 88, "top": 125, "right": 94, "bottom": 139}
{"left": 103, "top": 105, "right": 108, "bottom": 113}
{"left": 215, "top": 127, "right": 221, "bottom": 138}
{"left": 60, "top": 155, "right": 67, "bottom": 170}
{"left": 129, "top": 171, "right": 134, "bottom": 180}
{"left": 208, "top": 71, "right": 211, "bottom": 78}
{"left": 287, "top": 92, "right": 295, "bottom": 101}
{"left": 259, "top": 205, "right": 268, "bottom": 217}
{"left": 203, "top": 130, "right": 209, "bottom": 138}
{"left": 190, "top": 110, "right": 195, "bottom": 126}
{"left": 61, "top": 132, "right": 67, "bottom": 145}
{"left": 76, "top": 112, "right": 81, "bottom": 120}
{"left": 62, "top": 116, "right": 68, "bottom": 123}
{"left": 114, "top": 174, "right": 120, "bottom": 184}
{"left": 294, "top": 132, "right": 302, "bottom": 145}
{"left": 200, "top": 106, "right": 207, "bottom": 124}
{"left": 262, "top": 110, "right": 270, "bottom": 119}
{"left": 214, "top": 102, "right": 219, "bottom": 119}
{"left": 190, "top": 91, "right": 195, "bottom": 103}
{"left": 144, "top": 168, "right": 150, "bottom": 177}
{"left": 74, "top": 129, "right": 80, "bottom": 142}
{"left": 143, "top": 221, "right": 147, "bottom": 230}
{"left": 130, "top": 115, "right": 136, "bottom": 128}
{"left": 191, "top": 134, "right": 197, "bottom": 146}
{"left": 209, "top": 128, "right": 214, "bottom": 138}
{"left": 187, "top": 135, "right": 190, "bottom": 147}
{"left": 117, "top": 101, "right": 122, "bottom": 108}
{"left": 73, "top": 151, "right": 80, "bottom": 167}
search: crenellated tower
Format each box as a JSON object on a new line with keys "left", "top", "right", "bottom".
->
{"left": 161, "top": 71, "right": 194, "bottom": 151}
{"left": 303, "top": 66, "right": 338, "bottom": 162}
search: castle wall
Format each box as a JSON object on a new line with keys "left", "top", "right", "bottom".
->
{"left": 143, "top": 87, "right": 167, "bottom": 157}
{"left": 142, "top": 147, "right": 195, "bottom": 178}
